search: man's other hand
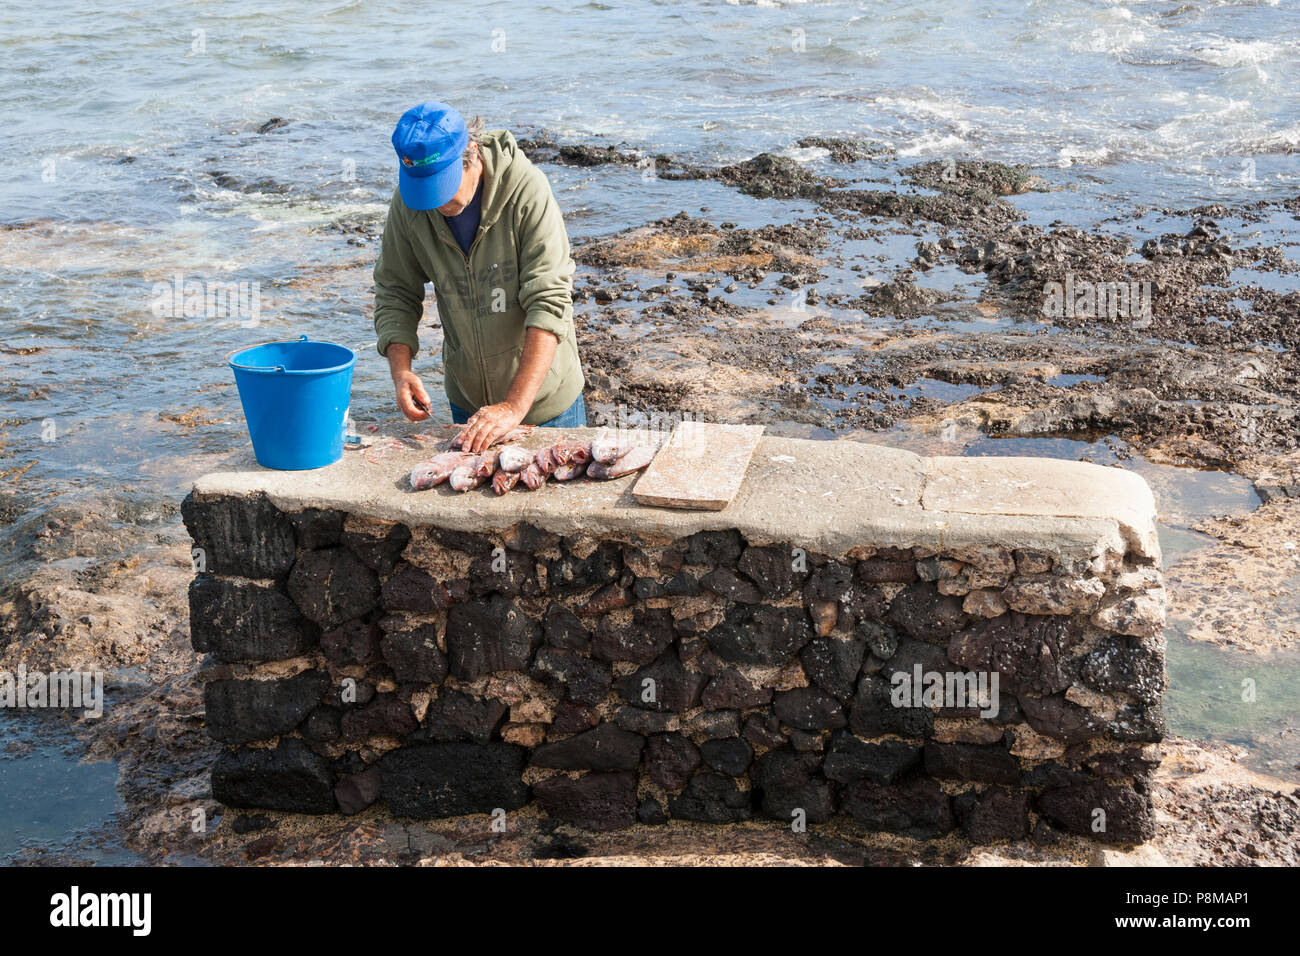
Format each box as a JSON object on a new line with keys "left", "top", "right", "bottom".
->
{"left": 455, "top": 401, "right": 525, "bottom": 454}
{"left": 393, "top": 370, "right": 432, "bottom": 421}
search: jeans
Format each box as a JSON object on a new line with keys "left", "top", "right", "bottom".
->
{"left": 449, "top": 393, "right": 587, "bottom": 429}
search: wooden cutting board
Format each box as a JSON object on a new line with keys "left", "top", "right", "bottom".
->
{"left": 632, "top": 423, "right": 764, "bottom": 511}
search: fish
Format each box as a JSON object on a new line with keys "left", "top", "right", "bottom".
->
{"left": 520, "top": 458, "right": 549, "bottom": 490}
{"left": 410, "top": 452, "right": 475, "bottom": 490}
{"left": 498, "top": 445, "right": 532, "bottom": 472}
{"left": 586, "top": 443, "right": 657, "bottom": 479}
{"left": 492, "top": 469, "right": 521, "bottom": 495}
{"left": 552, "top": 461, "right": 586, "bottom": 481}
{"left": 472, "top": 448, "right": 500, "bottom": 480}
{"left": 536, "top": 439, "right": 592, "bottom": 475}
{"left": 448, "top": 463, "right": 486, "bottom": 492}
{"left": 590, "top": 435, "right": 633, "bottom": 465}
{"left": 448, "top": 424, "right": 535, "bottom": 451}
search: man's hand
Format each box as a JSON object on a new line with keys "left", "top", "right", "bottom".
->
{"left": 455, "top": 401, "right": 525, "bottom": 454}
{"left": 386, "top": 343, "right": 431, "bottom": 421}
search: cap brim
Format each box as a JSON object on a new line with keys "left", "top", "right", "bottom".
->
{"left": 398, "top": 161, "right": 463, "bottom": 211}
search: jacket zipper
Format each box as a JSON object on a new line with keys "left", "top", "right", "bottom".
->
{"left": 433, "top": 217, "right": 490, "bottom": 407}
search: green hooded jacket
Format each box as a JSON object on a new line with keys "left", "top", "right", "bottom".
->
{"left": 372, "top": 129, "right": 584, "bottom": 424}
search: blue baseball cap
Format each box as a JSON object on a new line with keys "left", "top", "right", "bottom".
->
{"left": 392, "top": 102, "right": 469, "bottom": 210}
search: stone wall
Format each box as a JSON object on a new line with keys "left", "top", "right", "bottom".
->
{"left": 184, "top": 434, "right": 1167, "bottom": 844}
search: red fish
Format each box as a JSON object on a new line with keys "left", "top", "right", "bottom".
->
{"left": 492, "top": 469, "right": 521, "bottom": 495}
{"left": 410, "top": 452, "right": 475, "bottom": 490}
{"left": 586, "top": 443, "right": 657, "bottom": 479}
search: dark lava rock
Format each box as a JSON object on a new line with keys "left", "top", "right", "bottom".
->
{"left": 381, "top": 565, "right": 451, "bottom": 613}
{"left": 859, "top": 619, "right": 900, "bottom": 660}
{"left": 646, "top": 732, "right": 700, "bottom": 790}
{"left": 543, "top": 602, "right": 590, "bottom": 652}
{"left": 301, "top": 706, "right": 342, "bottom": 743}
{"left": 550, "top": 701, "right": 599, "bottom": 736}
{"left": 533, "top": 647, "right": 613, "bottom": 707}
{"left": 700, "top": 737, "right": 754, "bottom": 776}
{"left": 1110, "top": 701, "right": 1166, "bottom": 743}
{"left": 287, "top": 547, "right": 381, "bottom": 630}
{"left": 615, "top": 649, "right": 706, "bottom": 712}
{"left": 341, "top": 522, "right": 410, "bottom": 576}
{"left": 546, "top": 541, "right": 622, "bottom": 596}
{"left": 857, "top": 552, "right": 918, "bottom": 584}
{"left": 212, "top": 738, "right": 336, "bottom": 813}
{"left": 534, "top": 771, "right": 638, "bottom": 831}
{"left": 953, "top": 786, "right": 1030, "bottom": 844}
{"left": 379, "top": 743, "right": 529, "bottom": 817}
{"left": 182, "top": 491, "right": 296, "bottom": 579}
{"left": 501, "top": 522, "right": 561, "bottom": 553}
{"left": 1036, "top": 781, "right": 1155, "bottom": 844}
{"left": 668, "top": 772, "right": 752, "bottom": 822}
{"left": 700, "top": 566, "right": 763, "bottom": 603}
{"left": 924, "top": 742, "right": 1020, "bottom": 785}
{"left": 287, "top": 507, "right": 345, "bottom": 550}
{"left": 577, "top": 583, "right": 634, "bottom": 617}
{"left": 1079, "top": 634, "right": 1166, "bottom": 705}
{"left": 189, "top": 574, "right": 313, "bottom": 662}
{"left": 803, "top": 562, "right": 855, "bottom": 606}
{"left": 680, "top": 529, "right": 744, "bottom": 566}
{"left": 613, "top": 707, "right": 675, "bottom": 735}
{"left": 340, "top": 693, "right": 418, "bottom": 740}
{"left": 637, "top": 797, "right": 668, "bottom": 825}
{"left": 948, "top": 613, "right": 1083, "bottom": 697}
{"left": 379, "top": 621, "right": 448, "bottom": 684}
{"left": 204, "top": 671, "right": 327, "bottom": 745}
{"left": 773, "top": 686, "right": 846, "bottom": 731}
{"left": 1019, "top": 693, "right": 1106, "bottom": 744}
{"left": 737, "top": 546, "right": 807, "bottom": 597}
{"left": 320, "top": 617, "right": 382, "bottom": 666}
{"left": 704, "top": 605, "right": 813, "bottom": 666}
{"left": 849, "top": 674, "right": 933, "bottom": 739}
{"left": 753, "top": 749, "right": 834, "bottom": 824}
{"left": 742, "top": 714, "right": 787, "bottom": 750}
{"left": 445, "top": 595, "right": 540, "bottom": 679}
{"left": 334, "top": 765, "right": 381, "bottom": 815}
{"left": 530, "top": 724, "right": 644, "bottom": 771}
{"left": 469, "top": 548, "right": 539, "bottom": 598}
{"left": 591, "top": 607, "right": 675, "bottom": 665}
{"left": 691, "top": 709, "right": 742, "bottom": 739}
{"left": 823, "top": 731, "right": 921, "bottom": 785}
{"left": 417, "top": 690, "right": 508, "bottom": 744}
{"left": 800, "top": 634, "right": 867, "bottom": 701}
{"left": 887, "top": 582, "right": 968, "bottom": 642}
{"left": 840, "top": 775, "right": 955, "bottom": 838}
{"left": 701, "top": 668, "right": 772, "bottom": 710}
{"left": 425, "top": 527, "right": 495, "bottom": 557}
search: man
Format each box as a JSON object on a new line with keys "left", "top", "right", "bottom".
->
{"left": 373, "top": 102, "right": 585, "bottom": 454}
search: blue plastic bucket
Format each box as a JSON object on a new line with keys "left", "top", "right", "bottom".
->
{"left": 228, "top": 335, "right": 356, "bottom": 470}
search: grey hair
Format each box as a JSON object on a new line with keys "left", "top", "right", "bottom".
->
{"left": 463, "top": 115, "right": 486, "bottom": 167}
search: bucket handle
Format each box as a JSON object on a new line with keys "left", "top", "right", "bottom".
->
{"left": 227, "top": 334, "right": 310, "bottom": 373}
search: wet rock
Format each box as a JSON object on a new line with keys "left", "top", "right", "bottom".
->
{"left": 534, "top": 770, "right": 638, "bottom": 831}
{"left": 417, "top": 690, "right": 508, "bottom": 744}
{"left": 924, "top": 742, "right": 1020, "bottom": 785}
{"left": 680, "top": 529, "right": 745, "bottom": 566}
{"left": 334, "top": 765, "right": 381, "bottom": 815}
{"left": 737, "top": 546, "right": 807, "bottom": 597}
{"left": 445, "top": 595, "right": 540, "bottom": 679}
{"left": 543, "top": 602, "right": 590, "bottom": 653}
{"left": 839, "top": 775, "right": 955, "bottom": 839}
{"left": 849, "top": 674, "right": 933, "bottom": 739}
{"left": 381, "top": 565, "right": 451, "bottom": 613}
{"left": 646, "top": 732, "right": 700, "bottom": 790}
{"left": 753, "top": 749, "right": 834, "bottom": 824}
{"left": 700, "top": 566, "right": 762, "bottom": 603}
{"left": 887, "top": 582, "right": 968, "bottom": 642}
{"left": 953, "top": 786, "right": 1029, "bottom": 844}
{"left": 704, "top": 605, "right": 813, "bottom": 665}
{"left": 1036, "top": 781, "right": 1155, "bottom": 843}
{"left": 469, "top": 548, "right": 539, "bottom": 598}
{"left": 532, "top": 647, "right": 613, "bottom": 706}
{"left": 669, "top": 772, "right": 752, "bottom": 822}
{"left": 189, "top": 575, "right": 313, "bottom": 662}
{"left": 800, "top": 634, "right": 868, "bottom": 701}
{"left": 287, "top": 547, "right": 381, "bottom": 630}
{"left": 546, "top": 541, "right": 622, "bottom": 595}
{"left": 380, "top": 621, "right": 448, "bottom": 684}
{"left": 948, "top": 613, "right": 1083, "bottom": 697}
{"left": 341, "top": 693, "right": 418, "bottom": 739}
{"left": 204, "top": 671, "right": 327, "bottom": 745}
{"left": 591, "top": 607, "right": 675, "bottom": 665}
{"left": 530, "top": 724, "right": 645, "bottom": 771}
{"left": 212, "top": 738, "right": 336, "bottom": 813}
{"left": 700, "top": 668, "right": 772, "bottom": 710}
{"left": 379, "top": 743, "right": 529, "bottom": 817}
{"left": 773, "top": 686, "right": 847, "bottom": 731}
{"left": 341, "top": 523, "right": 410, "bottom": 576}
{"left": 700, "top": 737, "right": 754, "bottom": 776}
{"left": 320, "top": 617, "right": 382, "bottom": 666}
{"left": 823, "top": 732, "right": 921, "bottom": 785}
{"left": 615, "top": 649, "right": 706, "bottom": 712}
{"left": 182, "top": 491, "right": 296, "bottom": 579}
{"left": 287, "top": 508, "right": 346, "bottom": 550}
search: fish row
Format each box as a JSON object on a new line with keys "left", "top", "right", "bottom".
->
{"left": 410, "top": 437, "right": 657, "bottom": 493}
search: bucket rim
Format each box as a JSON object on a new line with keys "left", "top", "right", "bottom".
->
{"left": 228, "top": 334, "right": 357, "bottom": 376}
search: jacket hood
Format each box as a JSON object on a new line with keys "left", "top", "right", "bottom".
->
{"left": 477, "top": 129, "right": 531, "bottom": 230}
